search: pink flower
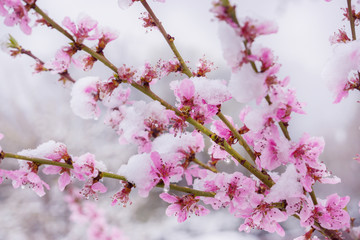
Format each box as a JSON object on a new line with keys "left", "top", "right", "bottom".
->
{"left": 241, "top": 122, "right": 291, "bottom": 171}
{"left": 159, "top": 193, "right": 210, "bottom": 222}
{"left": 139, "top": 62, "right": 159, "bottom": 85}
{"left": 7, "top": 169, "right": 50, "bottom": 197}
{"left": 329, "top": 29, "right": 351, "bottom": 45}
{"left": 238, "top": 202, "right": 288, "bottom": 236}
{"left": 174, "top": 78, "right": 195, "bottom": 102}
{"left": 149, "top": 151, "right": 183, "bottom": 189}
{"left": 15, "top": 140, "right": 72, "bottom": 191}
{"left": 290, "top": 134, "right": 340, "bottom": 192}
{"left": 44, "top": 47, "right": 73, "bottom": 73}
{"left": 239, "top": 17, "right": 278, "bottom": 45}
{"left": 151, "top": 132, "right": 205, "bottom": 159}
{"left": 43, "top": 165, "right": 71, "bottom": 191}
{"left": 286, "top": 196, "right": 314, "bottom": 226}
{"left": 269, "top": 87, "right": 305, "bottom": 123}
{"left": 1, "top": 0, "right": 32, "bottom": 34}
{"left": 211, "top": 2, "right": 238, "bottom": 29}
{"left": 207, "top": 116, "right": 238, "bottom": 164}
{"left": 151, "top": 132, "right": 204, "bottom": 185}
{"left": 299, "top": 194, "right": 350, "bottom": 231}
{"left": 72, "top": 54, "right": 96, "bottom": 71}
{"left": 182, "top": 164, "right": 200, "bottom": 186}
{"left": 111, "top": 181, "right": 133, "bottom": 207}
{"left": 96, "top": 27, "right": 118, "bottom": 51}
{"left": 322, "top": 39, "right": 360, "bottom": 103}
{"left": 158, "top": 59, "right": 181, "bottom": 77}
{"left": 72, "top": 153, "right": 106, "bottom": 181}
{"left": 80, "top": 180, "right": 107, "bottom": 200}
{"left": 117, "top": 101, "right": 173, "bottom": 153}
{"left": 140, "top": 12, "right": 157, "bottom": 30}
{"left": 211, "top": 115, "right": 235, "bottom": 140}
{"left": 62, "top": 15, "right": 99, "bottom": 43}
{"left": 193, "top": 57, "right": 214, "bottom": 77}
{"left": 117, "top": 64, "right": 137, "bottom": 83}
{"left": 170, "top": 77, "right": 231, "bottom": 124}
{"left": 317, "top": 194, "right": 350, "bottom": 230}
{"left": 194, "top": 171, "right": 263, "bottom": 217}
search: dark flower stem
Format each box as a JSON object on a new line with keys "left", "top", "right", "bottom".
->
{"left": 347, "top": 0, "right": 357, "bottom": 40}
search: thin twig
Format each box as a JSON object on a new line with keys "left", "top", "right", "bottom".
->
{"left": 347, "top": 0, "right": 357, "bottom": 40}
{"left": 193, "top": 158, "right": 218, "bottom": 173}
{"left": 3, "top": 152, "right": 215, "bottom": 197}
{"left": 140, "top": 0, "right": 193, "bottom": 77}
{"left": 216, "top": 112, "right": 256, "bottom": 162}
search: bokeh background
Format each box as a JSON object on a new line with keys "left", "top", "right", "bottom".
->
{"left": 0, "top": 0, "right": 359, "bottom": 239}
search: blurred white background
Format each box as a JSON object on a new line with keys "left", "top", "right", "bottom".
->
{"left": 0, "top": 0, "right": 359, "bottom": 239}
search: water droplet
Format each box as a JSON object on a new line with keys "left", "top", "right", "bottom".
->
{"left": 224, "top": 156, "right": 232, "bottom": 164}
{"left": 163, "top": 185, "right": 170, "bottom": 193}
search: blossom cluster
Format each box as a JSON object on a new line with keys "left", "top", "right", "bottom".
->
{"left": 45, "top": 15, "right": 118, "bottom": 77}
{"left": 0, "top": 0, "right": 33, "bottom": 34}
{"left": 323, "top": 3, "right": 360, "bottom": 103}
{"left": 0, "top": 0, "right": 359, "bottom": 239}
{"left": 1, "top": 0, "right": 119, "bottom": 81}
{"left": 0, "top": 140, "right": 108, "bottom": 199}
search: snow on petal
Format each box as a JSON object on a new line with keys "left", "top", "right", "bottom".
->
{"left": 322, "top": 40, "right": 360, "bottom": 103}
{"left": 73, "top": 152, "right": 106, "bottom": 180}
{"left": 218, "top": 22, "right": 246, "bottom": 70}
{"left": 117, "top": 153, "right": 153, "bottom": 197}
{"left": 151, "top": 131, "right": 204, "bottom": 156}
{"left": 229, "top": 64, "right": 267, "bottom": 103}
{"left": 18, "top": 140, "right": 69, "bottom": 161}
{"left": 192, "top": 77, "right": 231, "bottom": 105}
{"left": 265, "top": 164, "right": 303, "bottom": 203}
{"left": 70, "top": 76, "right": 101, "bottom": 120}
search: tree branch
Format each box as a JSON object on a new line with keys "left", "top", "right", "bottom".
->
{"left": 140, "top": 0, "right": 193, "bottom": 77}
{"left": 31, "top": 3, "right": 275, "bottom": 189}
{"left": 347, "top": 0, "right": 357, "bottom": 40}
{"left": 2, "top": 152, "right": 215, "bottom": 197}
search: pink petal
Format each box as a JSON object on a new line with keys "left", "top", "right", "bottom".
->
{"left": 42, "top": 165, "right": 62, "bottom": 175}
{"left": 179, "top": 78, "right": 195, "bottom": 100}
{"left": 150, "top": 151, "right": 162, "bottom": 169}
{"left": 159, "top": 193, "right": 178, "bottom": 203}
{"left": 91, "top": 182, "right": 107, "bottom": 193}
{"left": 58, "top": 172, "right": 71, "bottom": 191}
